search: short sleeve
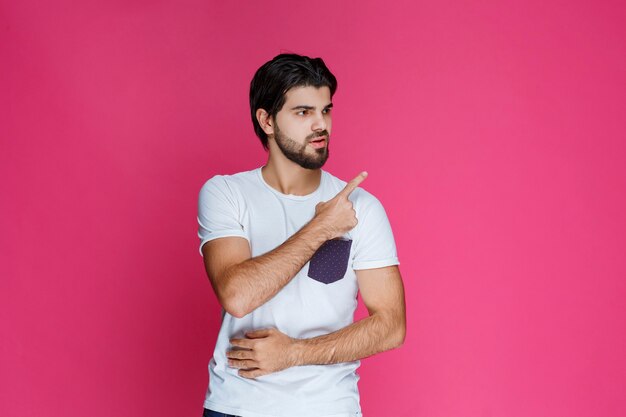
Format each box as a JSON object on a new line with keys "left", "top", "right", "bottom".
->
{"left": 197, "top": 175, "right": 249, "bottom": 256}
{"left": 351, "top": 190, "right": 400, "bottom": 270}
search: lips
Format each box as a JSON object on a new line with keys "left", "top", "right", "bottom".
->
{"left": 309, "top": 137, "right": 327, "bottom": 149}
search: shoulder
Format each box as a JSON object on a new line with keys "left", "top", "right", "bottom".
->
{"left": 199, "top": 168, "right": 259, "bottom": 196}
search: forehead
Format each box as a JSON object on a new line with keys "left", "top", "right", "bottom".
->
{"left": 283, "top": 85, "right": 331, "bottom": 106}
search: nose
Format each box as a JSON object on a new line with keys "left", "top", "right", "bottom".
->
{"left": 311, "top": 111, "right": 327, "bottom": 132}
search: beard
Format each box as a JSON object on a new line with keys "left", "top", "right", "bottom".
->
{"left": 272, "top": 122, "right": 329, "bottom": 170}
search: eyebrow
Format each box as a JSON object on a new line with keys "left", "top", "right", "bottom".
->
{"left": 289, "top": 103, "right": 333, "bottom": 111}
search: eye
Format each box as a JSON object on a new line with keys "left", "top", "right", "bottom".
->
{"left": 323, "top": 108, "right": 332, "bottom": 114}
{"left": 297, "top": 110, "right": 307, "bottom": 116}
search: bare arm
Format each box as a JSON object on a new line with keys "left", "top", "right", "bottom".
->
{"left": 202, "top": 171, "right": 369, "bottom": 318}
{"left": 293, "top": 265, "right": 406, "bottom": 364}
{"left": 202, "top": 221, "right": 328, "bottom": 318}
{"left": 227, "top": 265, "right": 406, "bottom": 378}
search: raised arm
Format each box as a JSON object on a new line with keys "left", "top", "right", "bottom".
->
{"left": 202, "top": 171, "right": 368, "bottom": 318}
{"left": 202, "top": 222, "right": 326, "bottom": 318}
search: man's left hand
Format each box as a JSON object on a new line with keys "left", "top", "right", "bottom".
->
{"left": 227, "top": 328, "right": 299, "bottom": 379}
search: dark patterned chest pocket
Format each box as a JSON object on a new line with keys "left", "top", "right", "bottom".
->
{"left": 307, "top": 238, "right": 353, "bottom": 284}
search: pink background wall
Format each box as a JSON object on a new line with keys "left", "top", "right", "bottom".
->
{"left": 2, "top": 1, "right": 625, "bottom": 416}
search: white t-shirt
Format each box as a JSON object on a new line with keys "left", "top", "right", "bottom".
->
{"left": 197, "top": 166, "right": 400, "bottom": 417}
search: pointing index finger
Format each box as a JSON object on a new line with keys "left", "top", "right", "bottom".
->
{"left": 339, "top": 171, "right": 368, "bottom": 198}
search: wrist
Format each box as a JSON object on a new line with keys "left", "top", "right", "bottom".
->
{"left": 290, "top": 337, "right": 307, "bottom": 367}
{"left": 305, "top": 217, "right": 333, "bottom": 243}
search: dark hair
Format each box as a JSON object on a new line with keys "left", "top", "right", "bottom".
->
{"left": 249, "top": 53, "right": 338, "bottom": 151}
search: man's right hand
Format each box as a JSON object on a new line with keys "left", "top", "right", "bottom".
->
{"left": 313, "top": 171, "right": 368, "bottom": 240}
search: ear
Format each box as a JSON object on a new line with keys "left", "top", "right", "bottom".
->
{"left": 256, "top": 109, "right": 275, "bottom": 136}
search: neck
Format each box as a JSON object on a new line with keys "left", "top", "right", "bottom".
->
{"left": 261, "top": 152, "right": 322, "bottom": 196}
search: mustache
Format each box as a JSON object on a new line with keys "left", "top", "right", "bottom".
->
{"left": 308, "top": 132, "right": 329, "bottom": 141}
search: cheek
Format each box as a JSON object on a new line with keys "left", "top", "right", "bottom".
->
{"left": 281, "top": 118, "right": 304, "bottom": 135}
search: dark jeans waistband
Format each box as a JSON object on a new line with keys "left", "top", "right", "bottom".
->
{"left": 203, "top": 408, "right": 240, "bottom": 417}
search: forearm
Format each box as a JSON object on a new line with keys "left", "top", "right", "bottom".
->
{"left": 292, "top": 311, "right": 405, "bottom": 365}
{"left": 222, "top": 219, "right": 330, "bottom": 318}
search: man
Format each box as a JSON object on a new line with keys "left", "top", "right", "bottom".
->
{"left": 197, "top": 53, "right": 406, "bottom": 417}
